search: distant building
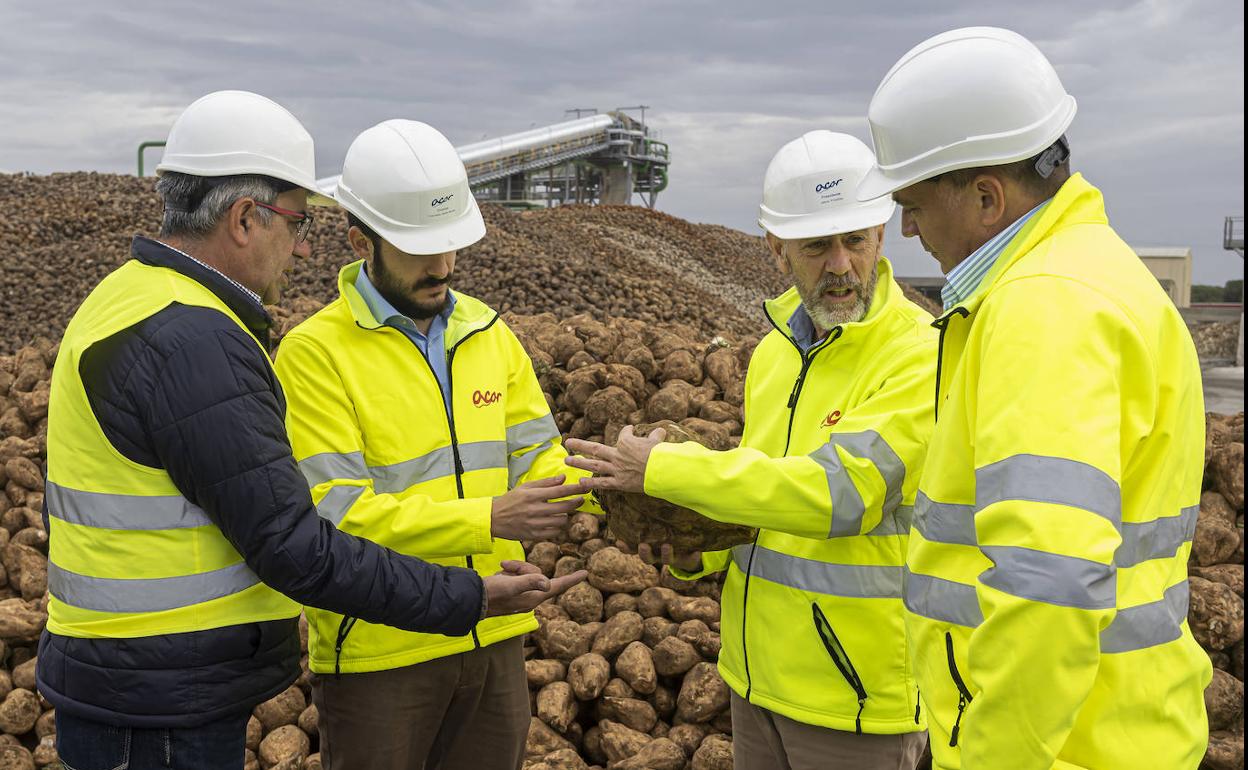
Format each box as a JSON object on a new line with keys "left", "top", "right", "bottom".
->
{"left": 905, "top": 246, "right": 1195, "bottom": 310}
{"left": 898, "top": 276, "right": 945, "bottom": 306}
{"left": 1135, "top": 247, "right": 1192, "bottom": 308}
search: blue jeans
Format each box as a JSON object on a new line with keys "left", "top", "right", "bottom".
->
{"left": 55, "top": 710, "right": 250, "bottom": 770}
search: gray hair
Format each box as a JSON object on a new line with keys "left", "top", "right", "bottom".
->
{"left": 155, "top": 172, "right": 278, "bottom": 239}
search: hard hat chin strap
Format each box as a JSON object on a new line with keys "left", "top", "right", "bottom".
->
{"left": 1034, "top": 135, "right": 1070, "bottom": 179}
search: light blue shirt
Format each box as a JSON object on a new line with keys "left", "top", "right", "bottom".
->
{"left": 354, "top": 266, "right": 457, "bottom": 412}
{"left": 941, "top": 199, "right": 1051, "bottom": 310}
{"left": 787, "top": 305, "right": 826, "bottom": 353}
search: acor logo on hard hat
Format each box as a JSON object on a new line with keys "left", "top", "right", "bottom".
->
{"left": 815, "top": 179, "right": 843, "bottom": 193}
{"left": 431, "top": 194, "right": 455, "bottom": 207}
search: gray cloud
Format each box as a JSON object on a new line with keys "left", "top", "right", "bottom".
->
{"left": 1, "top": 0, "right": 1241, "bottom": 283}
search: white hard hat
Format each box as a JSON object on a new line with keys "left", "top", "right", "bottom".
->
{"left": 857, "top": 27, "right": 1077, "bottom": 201}
{"left": 758, "top": 131, "right": 896, "bottom": 240}
{"left": 334, "top": 120, "right": 485, "bottom": 255}
{"left": 156, "top": 90, "right": 333, "bottom": 205}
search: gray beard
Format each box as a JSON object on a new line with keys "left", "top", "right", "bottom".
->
{"left": 797, "top": 263, "right": 879, "bottom": 331}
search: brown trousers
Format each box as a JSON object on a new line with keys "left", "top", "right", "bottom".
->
{"left": 731, "top": 692, "right": 928, "bottom": 770}
{"left": 312, "top": 636, "right": 528, "bottom": 770}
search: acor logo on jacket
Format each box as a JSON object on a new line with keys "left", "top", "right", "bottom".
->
{"left": 820, "top": 409, "right": 842, "bottom": 428}
{"left": 472, "top": 389, "right": 501, "bottom": 407}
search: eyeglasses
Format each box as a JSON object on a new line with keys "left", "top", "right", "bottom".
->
{"left": 254, "top": 201, "right": 314, "bottom": 243}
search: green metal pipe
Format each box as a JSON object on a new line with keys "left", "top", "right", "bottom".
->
{"left": 136, "top": 141, "right": 166, "bottom": 177}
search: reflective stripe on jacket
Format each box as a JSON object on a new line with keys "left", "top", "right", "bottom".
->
{"left": 274, "top": 260, "right": 590, "bottom": 674}
{"left": 906, "top": 174, "right": 1211, "bottom": 769}
{"left": 653, "top": 258, "right": 937, "bottom": 734}
{"left": 45, "top": 260, "right": 300, "bottom": 639}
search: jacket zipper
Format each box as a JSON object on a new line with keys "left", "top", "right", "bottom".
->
{"left": 930, "top": 307, "right": 968, "bottom": 422}
{"left": 440, "top": 316, "right": 499, "bottom": 649}
{"left": 945, "top": 631, "right": 974, "bottom": 747}
{"left": 739, "top": 309, "right": 845, "bottom": 699}
{"left": 333, "top": 313, "right": 501, "bottom": 672}
{"left": 812, "top": 603, "right": 868, "bottom": 733}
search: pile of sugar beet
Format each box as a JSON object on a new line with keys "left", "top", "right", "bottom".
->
{"left": 0, "top": 172, "right": 1238, "bottom": 769}
{"left": 1, "top": 322, "right": 1241, "bottom": 770}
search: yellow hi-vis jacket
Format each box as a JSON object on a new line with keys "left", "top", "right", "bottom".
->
{"left": 905, "top": 174, "right": 1211, "bottom": 769}
{"left": 274, "top": 261, "right": 591, "bottom": 674}
{"left": 46, "top": 261, "right": 299, "bottom": 639}
{"left": 656, "top": 258, "right": 937, "bottom": 734}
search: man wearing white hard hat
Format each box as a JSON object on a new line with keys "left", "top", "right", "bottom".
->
{"left": 858, "top": 27, "right": 1210, "bottom": 769}
{"left": 37, "top": 93, "right": 569, "bottom": 770}
{"left": 566, "top": 131, "right": 935, "bottom": 769}
{"left": 274, "top": 119, "right": 597, "bottom": 770}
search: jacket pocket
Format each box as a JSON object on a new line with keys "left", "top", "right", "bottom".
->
{"left": 945, "top": 631, "right": 974, "bottom": 747}
{"left": 811, "top": 603, "right": 868, "bottom": 734}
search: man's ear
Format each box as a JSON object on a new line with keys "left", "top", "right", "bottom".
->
{"left": 225, "top": 198, "right": 255, "bottom": 248}
{"left": 973, "top": 174, "right": 1008, "bottom": 231}
{"left": 766, "top": 232, "right": 790, "bottom": 275}
{"left": 347, "top": 226, "right": 374, "bottom": 261}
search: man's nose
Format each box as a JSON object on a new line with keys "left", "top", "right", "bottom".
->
{"left": 429, "top": 252, "right": 452, "bottom": 277}
{"left": 900, "top": 210, "right": 920, "bottom": 239}
{"left": 823, "top": 242, "right": 853, "bottom": 275}
{"left": 293, "top": 237, "right": 312, "bottom": 260}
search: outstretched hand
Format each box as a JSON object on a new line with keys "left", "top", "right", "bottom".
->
{"left": 564, "top": 425, "right": 666, "bottom": 494}
{"left": 483, "top": 560, "right": 587, "bottom": 617}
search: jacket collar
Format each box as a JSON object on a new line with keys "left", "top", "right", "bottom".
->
{"left": 764, "top": 256, "right": 902, "bottom": 348}
{"left": 131, "top": 236, "right": 272, "bottom": 346}
{"left": 935, "top": 173, "right": 1107, "bottom": 322}
{"left": 336, "top": 260, "right": 498, "bottom": 348}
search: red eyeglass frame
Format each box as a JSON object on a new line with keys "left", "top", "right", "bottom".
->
{"left": 254, "top": 201, "right": 313, "bottom": 243}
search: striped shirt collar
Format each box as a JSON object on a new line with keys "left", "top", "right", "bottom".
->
{"left": 158, "top": 241, "right": 264, "bottom": 306}
{"left": 941, "top": 198, "right": 1050, "bottom": 310}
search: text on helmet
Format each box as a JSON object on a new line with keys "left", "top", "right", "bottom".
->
{"left": 431, "top": 194, "right": 455, "bottom": 207}
{"left": 815, "top": 179, "right": 843, "bottom": 193}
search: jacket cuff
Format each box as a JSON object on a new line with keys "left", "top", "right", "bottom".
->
{"left": 463, "top": 497, "right": 496, "bottom": 554}
{"left": 643, "top": 442, "right": 712, "bottom": 510}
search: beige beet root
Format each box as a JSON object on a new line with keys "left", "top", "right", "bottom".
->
{"left": 613, "top": 737, "right": 686, "bottom": 770}
{"left": 258, "top": 724, "right": 310, "bottom": 768}
{"left": 526, "top": 659, "right": 569, "bottom": 689}
{"left": 567, "top": 653, "right": 611, "bottom": 701}
{"left": 253, "top": 685, "right": 305, "bottom": 732}
{"left": 667, "top": 722, "right": 711, "bottom": 758}
{"left": 537, "top": 681, "right": 578, "bottom": 733}
{"left": 541, "top": 748, "right": 589, "bottom": 770}
{"left": 538, "top": 619, "right": 592, "bottom": 662}
{"left": 641, "top": 616, "right": 680, "bottom": 648}
{"left": 603, "top": 592, "right": 638, "bottom": 619}
{"left": 586, "top": 548, "right": 658, "bottom": 594}
{"left": 298, "top": 704, "right": 319, "bottom": 737}
{"left": 677, "top": 663, "right": 731, "bottom": 723}
{"left": 652, "top": 636, "right": 701, "bottom": 677}
{"left": 598, "top": 696, "right": 658, "bottom": 733}
{"left": 0, "top": 745, "right": 33, "bottom": 770}
{"left": 691, "top": 733, "right": 734, "bottom": 770}
{"left": 598, "top": 719, "right": 651, "bottom": 764}
{"left": 0, "top": 688, "right": 40, "bottom": 734}
{"left": 598, "top": 423, "right": 755, "bottom": 552}
{"left": 615, "top": 641, "right": 657, "bottom": 695}
{"left": 590, "top": 610, "right": 643, "bottom": 658}
{"left": 525, "top": 716, "right": 575, "bottom": 758}
{"left": 668, "top": 596, "right": 720, "bottom": 625}
{"left": 558, "top": 581, "right": 604, "bottom": 625}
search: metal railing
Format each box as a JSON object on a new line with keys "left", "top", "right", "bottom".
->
{"left": 1224, "top": 216, "right": 1244, "bottom": 255}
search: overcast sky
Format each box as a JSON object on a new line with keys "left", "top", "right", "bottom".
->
{"left": 1, "top": 0, "right": 1243, "bottom": 284}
